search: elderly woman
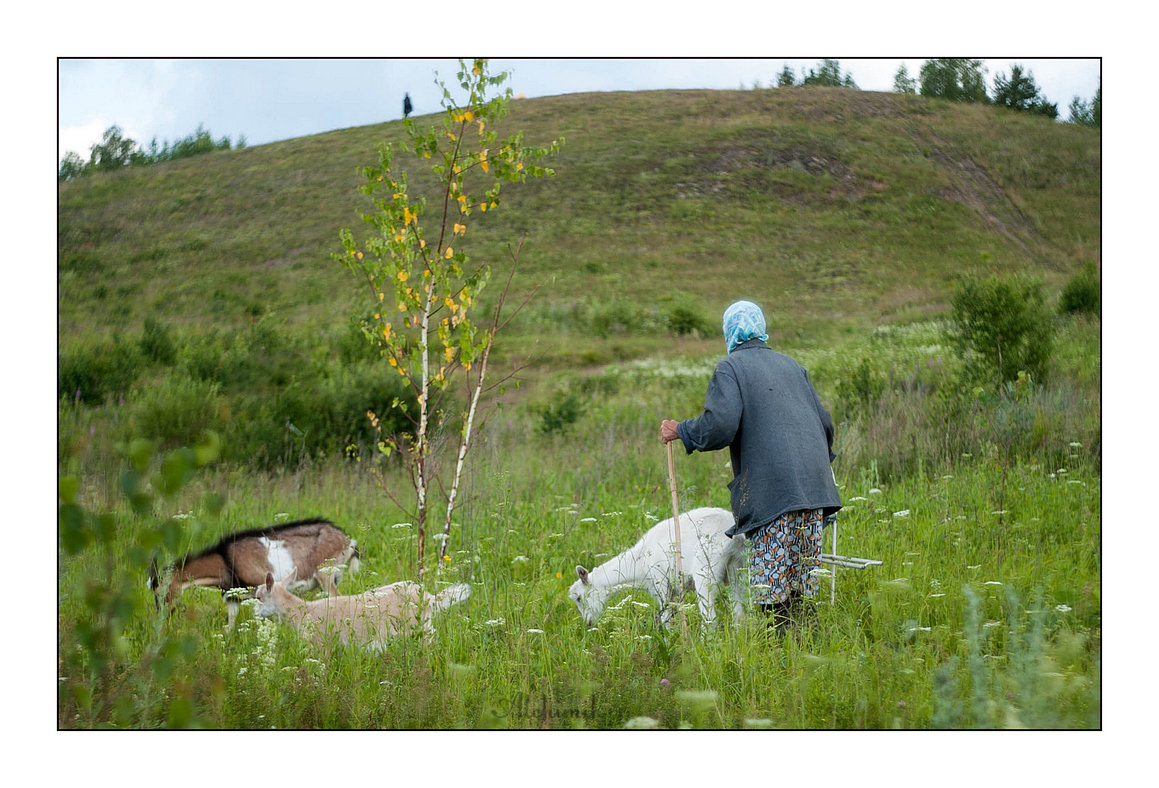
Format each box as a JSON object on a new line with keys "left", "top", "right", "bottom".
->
{"left": 661, "top": 300, "right": 841, "bottom": 633}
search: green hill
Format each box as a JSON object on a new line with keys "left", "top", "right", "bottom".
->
{"left": 58, "top": 86, "right": 1099, "bottom": 352}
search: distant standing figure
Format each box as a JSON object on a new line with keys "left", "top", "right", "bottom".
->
{"left": 403, "top": 93, "right": 413, "bottom": 118}
{"left": 660, "top": 300, "right": 841, "bottom": 634}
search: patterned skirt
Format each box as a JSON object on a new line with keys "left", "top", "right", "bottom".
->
{"left": 747, "top": 508, "right": 825, "bottom": 605}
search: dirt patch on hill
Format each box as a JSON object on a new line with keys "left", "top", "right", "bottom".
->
{"left": 913, "top": 129, "right": 1058, "bottom": 269}
{"left": 681, "top": 134, "right": 877, "bottom": 203}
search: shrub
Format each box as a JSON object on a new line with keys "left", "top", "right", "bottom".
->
{"left": 178, "top": 330, "right": 228, "bottom": 382}
{"left": 223, "top": 362, "right": 414, "bottom": 467}
{"left": 127, "top": 377, "right": 226, "bottom": 450}
{"left": 661, "top": 293, "right": 715, "bottom": 337}
{"left": 58, "top": 336, "right": 144, "bottom": 404}
{"left": 836, "top": 355, "right": 887, "bottom": 417}
{"left": 533, "top": 390, "right": 588, "bottom": 437}
{"left": 948, "top": 274, "right": 1054, "bottom": 385}
{"left": 590, "top": 300, "right": 651, "bottom": 337}
{"left": 1059, "top": 263, "right": 1100, "bottom": 316}
{"left": 140, "top": 318, "right": 178, "bottom": 366}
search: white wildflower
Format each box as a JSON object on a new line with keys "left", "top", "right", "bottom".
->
{"left": 744, "top": 718, "right": 775, "bottom": 729}
{"left": 580, "top": 517, "right": 598, "bottom": 523}
{"left": 630, "top": 601, "right": 651, "bottom": 608}
{"left": 967, "top": 565, "right": 981, "bottom": 570}
{"left": 390, "top": 522, "right": 412, "bottom": 529}
{"left": 602, "top": 511, "right": 623, "bottom": 517}
{"left": 1055, "top": 604, "right": 1072, "bottom": 614}
{"left": 929, "top": 593, "right": 946, "bottom": 598}
{"left": 984, "top": 581, "right": 1003, "bottom": 586}
{"left": 644, "top": 513, "right": 659, "bottom": 522}
{"left": 990, "top": 510, "right": 1009, "bottom": 515}
{"left": 512, "top": 555, "right": 529, "bottom": 563}
{"left": 273, "top": 513, "right": 289, "bottom": 521}
{"left": 484, "top": 618, "right": 506, "bottom": 627}
{"left": 1056, "top": 469, "right": 1068, "bottom": 474}
{"left": 869, "top": 488, "right": 883, "bottom": 495}
{"left": 623, "top": 716, "right": 660, "bottom": 729}
{"left": 527, "top": 628, "right": 545, "bottom": 634}
{"left": 810, "top": 567, "right": 832, "bottom": 577}
{"left": 848, "top": 496, "right": 868, "bottom": 502}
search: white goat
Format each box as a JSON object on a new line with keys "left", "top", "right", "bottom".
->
{"left": 255, "top": 573, "right": 470, "bottom": 649}
{"left": 569, "top": 507, "right": 747, "bottom": 629}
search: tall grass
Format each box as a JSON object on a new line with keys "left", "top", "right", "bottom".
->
{"left": 57, "top": 319, "right": 1100, "bottom": 729}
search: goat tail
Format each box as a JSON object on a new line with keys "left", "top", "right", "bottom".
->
{"left": 430, "top": 583, "right": 471, "bottom": 613}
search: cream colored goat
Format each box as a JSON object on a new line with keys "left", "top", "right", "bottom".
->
{"left": 255, "top": 573, "right": 470, "bottom": 649}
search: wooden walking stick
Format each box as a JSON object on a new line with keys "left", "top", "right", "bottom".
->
{"left": 666, "top": 440, "right": 686, "bottom": 634}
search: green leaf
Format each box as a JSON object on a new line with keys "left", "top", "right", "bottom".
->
{"left": 59, "top": 503, "right": 89, "bottom": 554}
{"left": 96, "top": 513, "right": 117, "bottom": 545}
{"left": 194, "top": 430, "right": 221, "bottom": 467}
{"left": 129, "top": 492, "right": 154, "bottom": 517}
{"left": 59, "top": 476, "right": 80, "bottom": 506}
{"left": 120, "top": 468, "right": 141, "bottom": 499}
{"left": 161, "top": 518, "right": 182, "bottom": 552}
{"left": 156, "top": 448, "right": 196, "bottom": 497}
{"left": 129, "top": 438, "right": 155, "bottom": 472}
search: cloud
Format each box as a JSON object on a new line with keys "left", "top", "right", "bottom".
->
{"left": 58, "top": 119, "right": 110, "bottom": 163}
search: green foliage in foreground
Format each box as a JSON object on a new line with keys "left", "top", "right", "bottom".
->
{"left": 58, "top": 319, "right": 1100, "bottom": 729}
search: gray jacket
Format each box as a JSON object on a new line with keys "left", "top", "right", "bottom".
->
{"left": 677, "top": 338, "right": 841, "bottom": 538}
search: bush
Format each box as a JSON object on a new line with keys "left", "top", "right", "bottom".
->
{"left": 178, "top": 330, "right": 228, "bottom": 382}
{"left": 127, "top": 377, "right": 226, "bottom": 450}
{"left": 949, "top": 274, "right": 1054, "bottom": 385}
{"left": 140, "top": 318, "right": 178, "bottom": 365}
{"left": 58, "top": 337, "right": 144, "bottom": 404}
{"left": 836, "top": 355, "right": 887, "bottom": 417}
{"left": 533, "top": 390, "right": 588, "bottom": 437}
{"left": 1059, "top": 263, "right": 1100, "bottom": 316}
{"left": 223, "top": 362, "right": 414, "bottom": 467}
{"left": 661, "top": 293, "right": 715, "bottom": 337}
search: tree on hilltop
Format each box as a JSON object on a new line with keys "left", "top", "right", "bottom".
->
{"left": 1067, "top": 79, "right": 1101, "bottom": 127}
{"left": 993, "top": 64, "right": 1058, "bottom": 119}
{"left": 893, "top": 63, "right": 917, "bottom": 94}
{"left": 776, "top": 64, "right": 796, "bottom": 87}
{"left": 802, "top": 59, "right": 858, "bottom": 89}
{"left": 919, "top": 59, "right": 988, "bottom": 103}
{"left": 88, "top": 125, "right": 137, "bottom": 172}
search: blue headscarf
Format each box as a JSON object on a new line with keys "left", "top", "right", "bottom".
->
{"left": 722, "top": 300, "right": 768, "bottom": 353}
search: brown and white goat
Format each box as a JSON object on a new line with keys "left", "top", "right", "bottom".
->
{"left": 149, "top": 517, "right": 359, "bottom": 626}
{"left": 255, "top": 573, "right": 470, "bottom": 649}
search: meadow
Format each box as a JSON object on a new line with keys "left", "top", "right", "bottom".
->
{"left": 57, "top": 315, "right": 1100, "bottom": 729}
{"left": 57, "top": 85, "right": 1100, "bottom": 730}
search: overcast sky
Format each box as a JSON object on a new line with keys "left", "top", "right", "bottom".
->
{"left": 57, "top": 58, "right": 1101, "bottom": 164}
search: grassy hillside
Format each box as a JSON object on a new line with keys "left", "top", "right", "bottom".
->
{"left": 58, "top": 87, "right": 1100, "bottom": 354}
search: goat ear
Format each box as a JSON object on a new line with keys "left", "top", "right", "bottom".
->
{"left": 576, "top": 565, "right": 589, "bottom": 585}
{"left": 265, "top": 572, "right": 274, "bottom": 591}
